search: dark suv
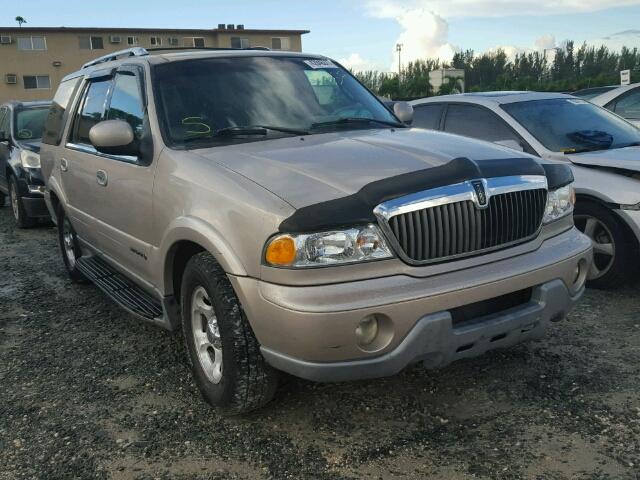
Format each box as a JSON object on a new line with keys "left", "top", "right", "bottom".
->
{"left": 0, "top": 100, "right": 52, "bottom": 227}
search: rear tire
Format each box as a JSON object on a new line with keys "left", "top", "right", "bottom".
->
{"left": 0, "top": 191, "right": 5, "bottom": 207}
{"left": 57, "top": 207, "right": 88, "bottom": 283}
{"left": 9, "top": 175, "right": 35, "bottom": 228}
{"left": 574, "top": 200, "right": 635, "bottom": 289}
{"left": 181, "top": 252, "right": 278, "bottom": 414}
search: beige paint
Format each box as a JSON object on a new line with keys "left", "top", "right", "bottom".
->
{"left": 0, "top": 27, "right": 307, "bottom": 103}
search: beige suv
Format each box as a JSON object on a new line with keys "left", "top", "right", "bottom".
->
{"left": 41, "top": 47, "right": 592, "bottom": 413}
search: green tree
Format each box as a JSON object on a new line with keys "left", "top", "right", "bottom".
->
{"left": 15, "top": 16, "right": 26, "bottom": 28}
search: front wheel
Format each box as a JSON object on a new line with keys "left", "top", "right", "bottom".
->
{"left": 181, "top": 252, "right": 278, "bottom": 414}
{"left": 574, "top": 201, "right": 635, "bottom": 289}
{"left": 8, "top": 175, "right": 35, "bottom": 228}
{"left": 0, "top": 190, "right": 5, "bottom": 207}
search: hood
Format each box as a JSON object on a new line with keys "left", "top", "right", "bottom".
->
{"left": 567, "top": 145, "right": 640, "bottom": 173}
{"left": 17, "top": 140, "right": 42, "bottom": 153}
{"left": 194, "top": 128, "right": 538, "bottom": 208}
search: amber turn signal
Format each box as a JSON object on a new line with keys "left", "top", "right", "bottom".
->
{"left": 265, "top": 235, "right": 297, "bottom": 266}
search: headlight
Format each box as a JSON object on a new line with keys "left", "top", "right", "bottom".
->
{"left": 264, "top": 224, "right": 393, "bottom": 268}
{"left": 543, "top": 184, "right": 575, "bottom": 224}
{"left": 20, "top": 150, "right": 41, "bottom": 169}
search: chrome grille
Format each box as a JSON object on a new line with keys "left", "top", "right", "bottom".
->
{"left": 374, "top": 176, "right": 548, "bottom": 264}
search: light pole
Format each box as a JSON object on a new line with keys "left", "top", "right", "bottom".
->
{"left": 396, "top": 43, "right": 403, "bottom": 80}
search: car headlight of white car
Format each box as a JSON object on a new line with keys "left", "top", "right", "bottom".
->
{"left": 20, "top": 150, "right": 41, "bottom": 169}
{"left": 543, "top": 184, "right": 575, "bottom": 224}
{"left": 264, "top": 224, "right": 393, "bottom": 267}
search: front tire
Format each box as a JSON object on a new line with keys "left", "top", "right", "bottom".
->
{"left": 0, "top": 190, "right": 5, "bottom": 207}
{"left": 574, "top": 200, "right": 636, "bottom": 289}
{"left": 181, "top": 252, "right": 278, "bottom": 414}
{"left": 8, "top": 175, "right": 35, "bottom": 228}
{"left": 57, "top": 207, "right": 88, "bottom": 283}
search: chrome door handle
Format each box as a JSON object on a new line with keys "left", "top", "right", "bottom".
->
{"left": 96, "top": 170, "right": 108, "bottom": 187}
{"left": 60, "top": 158, "right": 68, "bottom": 172}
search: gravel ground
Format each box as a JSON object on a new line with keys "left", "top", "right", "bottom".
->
{"left": 1, "top": 205, "right": 639, "bottom": 480}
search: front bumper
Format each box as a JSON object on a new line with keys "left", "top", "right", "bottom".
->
{"left": 231, "top": 227, "right": 592, "bottom": 382}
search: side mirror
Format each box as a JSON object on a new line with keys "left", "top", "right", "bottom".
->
{"left": 89, "top": 120, "right": 138, "bottom": 157}
{"left": 393, "top": 101, "right": 414, "bottom": 125}
{"left": 494, "top": 139, "right": 524, "bottom": 152}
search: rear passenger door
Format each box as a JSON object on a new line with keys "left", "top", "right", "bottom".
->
{"left": 442, "top": 103, "right": 535, "bottom": 154}
{"left": 0, "top": 107, "right": 9, "bottom": 193}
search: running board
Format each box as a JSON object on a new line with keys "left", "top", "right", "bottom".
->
{"left": 76, "top": 256, "right": 163, "bottom": 320}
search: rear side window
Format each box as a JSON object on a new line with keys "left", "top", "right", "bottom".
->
{"left": 0, "top": 107, "right": 9, "bottom": 138}
{"left": 609, "top": 88, "right": 640, "bottom": 120}
{"left": 412, "top": 104, "right": 444, "bottom": 130}
{"left": 71, "top": 79, "right": 111, "bottom": 145}
{"left": 444, "top": 104, "right": 521, "bottom": 143}
{"left": 42, "top": 76, "right": 81, "bottom": 145}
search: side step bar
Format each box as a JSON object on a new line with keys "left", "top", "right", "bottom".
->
{"left": 76, "top": 256, "right": 163, "bottom": 320}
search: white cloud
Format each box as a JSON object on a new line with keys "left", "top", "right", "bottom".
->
{"left": 588, "top": 29, "right": 640, "bottom": 50}
{"left": 367, "top": 0, "right": 640, "bottom": 19}
{"left": 338, "top": 53, "right": 377, "bottom": 72}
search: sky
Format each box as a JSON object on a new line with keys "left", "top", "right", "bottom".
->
{"left": 7, "top": 0, "right": 640, "bottom": 72}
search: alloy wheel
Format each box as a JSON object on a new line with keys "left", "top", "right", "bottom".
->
{"left": 575, "top": 214, "right": 615, "bottom": 281}
{"left": 62, "top": 217, "right": 77, "bottom": 269}
{"left": 191, "top": 286, "right": 223, "bottom": 384}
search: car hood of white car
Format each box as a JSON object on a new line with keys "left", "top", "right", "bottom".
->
{"left": 567, "top": 146, "right": 640, "bottom": 173}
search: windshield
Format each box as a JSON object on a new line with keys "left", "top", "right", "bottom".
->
{"left": 14, "top": 107, "right": 50, "bottom": 140}
{"left": 502, "top": 98, "right": 640, "bottom": 153}
{"left": 153, "top": 56, "right": 399, "bottom": 147}
{"left": 571, "top": 87, "right": 616, "bottom": 100}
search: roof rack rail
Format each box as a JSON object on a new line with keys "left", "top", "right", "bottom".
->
{"left": 145, "top": 46, "right": 272, "bottom": 53}
{"left": 82, "top": 47, "right": 149, "bottom": 69}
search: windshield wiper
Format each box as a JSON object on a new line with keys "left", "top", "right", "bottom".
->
{"left": 311, "top": 117, "right": 405, "bottom": 130}
{"left": 213, "top": 125, "right": 310, "bottom": 137}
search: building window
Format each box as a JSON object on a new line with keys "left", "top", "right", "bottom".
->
{"left": 271, "top": 37, "right": 290, "bottom": 50}
{"left": 79, "top": 36, "right": 104, "bottom": 50}
{"left": 23, "top": 75, "right": 50, "bottom": 90}
{"left": 127, "top": 36, "right": 139, "bottom": 46}
{"left": 150, "top": 36, "right": 162, "bottom": 46}
{"left": 167, "top": 37, "right": 179, "bottom": 46}
{"left": 183, "top": 37, "right": 205, "bottom": 48}
{"left": 17, "top": 36, "right": 47, "bottom": 51}
{"left": 230, "top": 37, "right": 250, "bottom": 49}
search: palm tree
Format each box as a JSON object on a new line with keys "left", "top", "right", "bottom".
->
{"left": 15, "top": 16, "right": 26, "bottom": 28}
{"left": 438, "top": 76, "right": 464, "bottom": 95}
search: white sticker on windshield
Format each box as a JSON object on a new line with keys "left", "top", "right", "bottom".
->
{"left": 304, "top": 59, "right": 339, "bottom": 69}
{"left": 567, "top": 99, "right": 588, "bottom": 105}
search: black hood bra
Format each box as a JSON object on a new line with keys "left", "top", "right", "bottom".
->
{"left": 279, "top": 156, "right": 573, "bottom": 233}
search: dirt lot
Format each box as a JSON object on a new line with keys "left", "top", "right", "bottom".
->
{"left": 0, "top": 205, "right": 639, "bottom": 480}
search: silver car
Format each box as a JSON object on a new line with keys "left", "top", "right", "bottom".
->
{"left": 411, "top": 92, "right": 640, "bottom": 288}
{"left": 41, "top": 49, "right": 591, "bottom": 413}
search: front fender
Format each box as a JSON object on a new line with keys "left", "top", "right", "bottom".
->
{"left": 155, "top": 216, "right": 248, "bottom": 295}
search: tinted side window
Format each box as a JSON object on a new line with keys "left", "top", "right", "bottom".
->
{"left": 611, "top": 88, "right": 640, "bottom": 120}
{"left": 412, "top": 104, "right": 444, "bottom": 130}
{"left": 106, "top": 72, "right": 145, "bottom": 139}
{"left": 42, "top": 77, "right": 81, "bottom": 145}
{"left": 444, "top": 104, "right": 521, "bottom": 143}
{"left": 72, "top": 79, "right": 111, "bottom": 145}
{"left": 0, "top": 107, "right": 9, "bottom": 138}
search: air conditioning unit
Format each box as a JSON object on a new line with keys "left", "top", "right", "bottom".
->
{"left": 237, "top": 24, "right": 245, "bottom": 30}
{"left": 218, "top": 24, "right": 226, "bottom": 29}
{"left": 110, "top": 35, "right": 121, "bottom": 44}
{"left": 0, "top": 35, "right": 12, "bottom": 45}
{"left": 5, "top": 74, "right": 17, "bottom": 84}
{"left": 227, "top": 24, "right": 235, "bottom": 30}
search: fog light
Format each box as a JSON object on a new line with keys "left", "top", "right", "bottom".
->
{"left": 355, "top": 316, "right": 378, "bottom": 346}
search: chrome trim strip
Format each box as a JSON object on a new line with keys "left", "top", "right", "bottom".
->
{"left": 65, "top": 142, "right": 138, "bottom": 164}
{"left": 373, "top": 175, "right": 548, "bottom": 266}
{"left": 373, "top": 175, "right": 547, "bottom": 221}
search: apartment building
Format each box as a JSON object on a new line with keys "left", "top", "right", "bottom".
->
{"left": 0, "top": 24, "right": 309, "bottom": 102}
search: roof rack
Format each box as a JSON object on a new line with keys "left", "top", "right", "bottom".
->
{"left": 82, "top": 47, "right": 149, "bottom": 69}
{"left": 145, "top": 46, "right": 271, "bottom": 52}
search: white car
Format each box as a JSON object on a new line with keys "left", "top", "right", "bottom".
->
{"left": 411, "top": 92, "right": 640, "bottom": 288}
{"left": 590, "top": 83, "right": 640, "bottom": 128}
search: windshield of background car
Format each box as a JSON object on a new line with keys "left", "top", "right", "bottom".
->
{"left": 502, "top": 98, "right": 640, "bottom": 153}
{"left": 14, "top": 107, "right": 49, "bottom": 140}
{"left": 153, "top": 56, "right": 398, "bottom": 147}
